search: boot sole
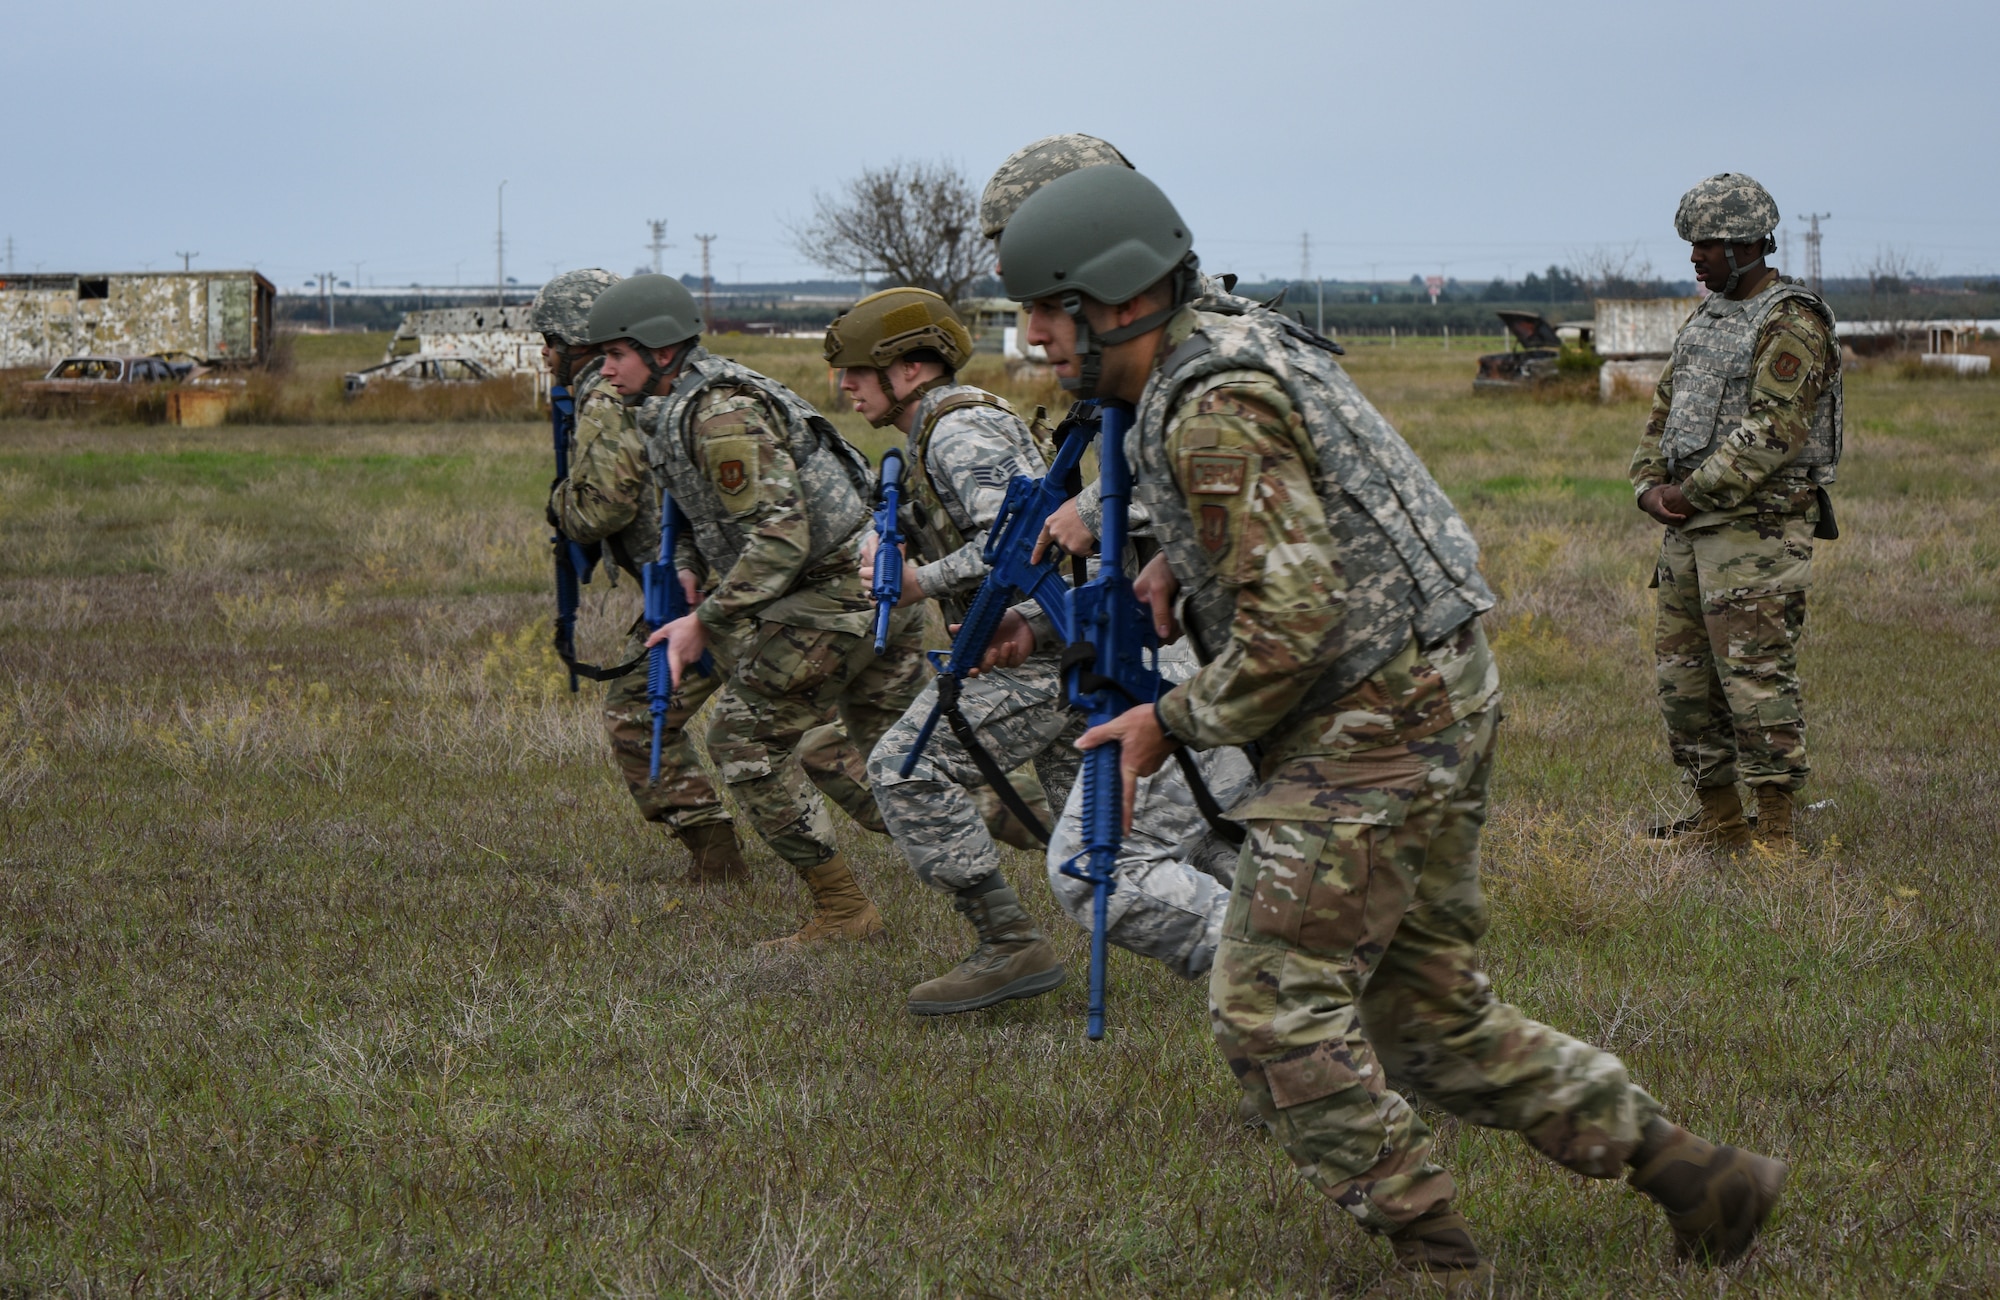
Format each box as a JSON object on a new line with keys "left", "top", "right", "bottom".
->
{"left": 907, "top": 964, "right": 1066, "bottom": 1016}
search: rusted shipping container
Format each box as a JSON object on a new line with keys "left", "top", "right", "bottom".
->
{"left": 0, "top": 271, "right": 277, "bottom": 370}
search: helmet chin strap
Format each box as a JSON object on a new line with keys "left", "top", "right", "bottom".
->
{"left": 1057, "top": 254, "right": 1203, "bottom": 398}
{"left": 868, "top": 368, "right": 950, "bottom": 429}
{"left": 634, "top": 341, "right": 689, "bottom": 399}
{"left": 1721, "top": 236, "right": 1777, "bottom": 296}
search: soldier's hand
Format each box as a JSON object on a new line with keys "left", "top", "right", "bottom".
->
{"left": 645, "top": 610, "right": 710, "bottom": 689}
{"left": 1134, "top": 553, "right": 1181, "bottom": 640}
{"left": 1076, "top": 706, "right": 1175, "bottom": 834}
{"left": 679, "top": 569, "right": 701, "bottom": 607}
{"left": 1032, "top": 498, "right": 1097, "bottom": 565}
{"left": 964, "top": 610, "right": 1035, "bottom": 677}
{"left": 1640, "top": 483, "right": 1691, "bottom": 526}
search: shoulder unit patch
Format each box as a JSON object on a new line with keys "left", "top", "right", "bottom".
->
{"left": 1188, "top": 452, "right": 1247, "bottom": 495}
{"left": 1772, "top": 350, "right": 1802, "bottom": 381}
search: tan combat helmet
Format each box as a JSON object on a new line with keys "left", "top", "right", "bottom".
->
{"left": 978, "top": 133, "right": 1134, "bottom": 241}
{"left": 823, "top": 288, "right": 974, "bottom": 427}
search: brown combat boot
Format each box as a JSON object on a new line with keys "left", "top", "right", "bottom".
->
{"left": 907, "top": 879, "right": 1065, "bottom": 1015}
{"left": 1687, "top": 785, "right": 1752, "bottom": 851}
{"left": 1752, "top": 787, "right": 1795, "bottom": 850}
{"left": 1368, "top": 1204, "right": 1492, "bottom": 1296}
{"left": 758, "top": 855, "right": 885, "bottom": 948}
{"left": 675, "top": 822, "right": 751, "bottom": 885}
{"left": 1627, "top": 1117, "right": 1788, "bottom": 1265}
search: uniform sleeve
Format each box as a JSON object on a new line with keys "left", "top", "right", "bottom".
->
{"left": 687, "top": 386, "right": 813, "bottom": 636}
{"left": 1628, "top": 360, "right": 1675, "bottom": 501}
{"left": 913, "top": 409, "right": 1039, "bottom": 598}
{"left": 1152, "top": 380, "right": 1347, "bottom": 750}
{"left": 1679, "top": 302, "right": 1834, "bottom": 513}
{"left": 552, "top": 395, "right": 645, "bottom": 544}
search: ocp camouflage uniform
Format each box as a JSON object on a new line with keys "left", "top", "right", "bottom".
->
{"left": 1630, "top": 278, "right": 1840, "bottom": 794}
{"left": 1138, "top": 302, "right": 1666, "bottom": 1235}
{"left": 642, "top": 349, "right": 925, "bottom": 872}
{"left": 867, "top": 385, "right": 1082, "bottom": 892}
{"left": 1045, "top": 639, "right": 1255, "bottom": 979}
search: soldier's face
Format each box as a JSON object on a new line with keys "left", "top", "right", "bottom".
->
{"left": 1023, "top": 298, "right": 1079, "bottom": 378}
{"left": 1690, "top": 239, "right": 1764, "bottom": 293}
{"left": 839, "top": 367, "right": 892, "bottom": 423}
{"left": 599, "top": 340, "right": 653, "bottom": 396}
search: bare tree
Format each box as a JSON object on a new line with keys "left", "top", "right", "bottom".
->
{"left": 791, "top": 160, "right": 985, "bottom": 305}
{"left": 1861, "top": 245, "right": 1930, "bottom": 297}
{"left": 1566, "top": 243, "right": 1662, "bottom": 299}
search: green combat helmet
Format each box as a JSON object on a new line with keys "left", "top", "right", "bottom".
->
{"left": 999, "top": 166, "right": 1199, "bottom": 396}
{"left": 979, "top": 133, "right": 1133, "bottom": 241}
{"left": 586, "top": 274, "right": 703, "bottom": 396}
{"left": 531, "top": 267, "right": 620, "bottom": 345}
{"left": 823, "top": 288, "right": 974, "bottom": 427}
{"left": 1675, "top": 173, "right": 1780, "bottom": 293}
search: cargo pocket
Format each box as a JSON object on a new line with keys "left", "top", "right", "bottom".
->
{"left": 1265, "top": 1038, "right": 1369, "bottom": 1110}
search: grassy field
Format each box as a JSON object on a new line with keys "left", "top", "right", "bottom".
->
{"left": 0, "top": 336, "right": 1995, "bottom": 1297}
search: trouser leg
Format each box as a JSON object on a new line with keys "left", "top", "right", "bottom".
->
{"left": 866, "top": 660, "right": 1074, "bottom": 893}
{"left": 1047, "top": 742, "right": 1255, "bottom": 979}
{"left": 1654, "top": 530, "right": 1738, "bottom": 790}
{"left": 1690, "top": 518, "right": 1813, "bottom": 792}
{"left": 601, "top": 629, "right": 729, "bottom": 829}
{"left": 1355, "top": 713, "right": 1660, "bottom": 1179}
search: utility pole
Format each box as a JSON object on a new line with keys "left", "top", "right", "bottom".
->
{"left": 4, "top": 236, "right": 12, "bottom": 275}
{"left": 496, "top": 180, "right": 508, "bottom": 307}
{"left": 1800, "top": 212, "right": 1831, "bottom": 296}
{"left": 318, "top": 271, "right": 337, "bottom": 330}
{"left": 175, "top": 250, "right": 198, "bottom": 272}
{"left": 647, "top": 219, "right": 672, "bottom": 275}
{"left": 695, "top": 233, "right": 716, "bottom": 324}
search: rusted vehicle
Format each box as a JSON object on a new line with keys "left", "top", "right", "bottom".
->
{"left": 1474, "top": 311, "right": 1564, "bottom": 390}
{"left": 343, "top": 353, "right": 494, "bottom": 396}
{"left": 25, "top": 354, "right": 179, "bottom": 393}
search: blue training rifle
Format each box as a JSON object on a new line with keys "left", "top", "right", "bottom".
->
{"left": 871, "top": 448, "right": 906, "bottom": 654}
{"left": 894, "top": 404, "right": 1101, "bottom": 781}
{"left": 549, "top": 381, "right": 600, "bottom": 692}
{"left": 643, "top": 487, "right": 712, "bottom": 781}
{"left": 1055, "top": 399, "right": 1162, "bottom": 1041}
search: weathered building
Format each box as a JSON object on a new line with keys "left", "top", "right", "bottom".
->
{"left": 383, "top": 305, "right": 543, "bottom": 380}
{"left": 1594, "top": 296, "right": 1699, "bottom": 399}
{"left": 0, "top": 271, "right": 276, "bottom": 370}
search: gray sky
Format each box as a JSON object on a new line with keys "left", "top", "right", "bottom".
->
{"left": 6, "top": 0, "right": 1995, "bottom": 291}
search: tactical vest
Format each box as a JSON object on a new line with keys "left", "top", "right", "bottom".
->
{"left": 1132, "top": 307, "right": 1495, "bottom": 718}
{"left": 1661, "top": 276, "right": 1842, "bottom": 484}
{"left": 903, "top": 386, "right": 1048, "bottom": 625}
{"left": 639, "top": 347, "right": 873, "bottom": 578}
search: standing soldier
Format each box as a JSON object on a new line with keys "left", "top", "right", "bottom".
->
{"left": 599, "top": 276, "right": 926, "bottom": 945}
{"left": 826, "top": 287, "right": 1074, "bottom": 1015}
{"left": 537, "top": 269, "right": 750, "bottom": 883}
{"left": 1632, "top": 174, "right": 1841, "bottom": 852}
{"left": 998, "top": 166, "right": 1788, "bottom": 1286}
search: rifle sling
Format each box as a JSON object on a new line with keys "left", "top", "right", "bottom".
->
{"left": 553, "top": 629, "right": 644, "bottom": 683}
{"left": 934, "top": 674, "right": 1052, "bottom": 846}
{"left": 1060, "top": 643, "right": 1247, "bottom": 849}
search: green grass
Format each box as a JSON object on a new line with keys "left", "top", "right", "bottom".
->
{"left": 0, "top": 345, "right": 1996, "bottom": 1295}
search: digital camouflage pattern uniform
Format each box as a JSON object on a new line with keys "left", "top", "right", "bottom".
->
{"left": 1630, "top": 276, "right": 1840, "bottom": 795}
{"left": 1136, "top": 303, "right": 1667, "bottom": 1236}
{"left": 1045, "top": 639, "right": 1255, "bottom": 980}
{"left": 867, "top": 384, "right": 1083, "bottom": 892}
{"left": 641, "top": 348, "right": 926, "bottom": 872}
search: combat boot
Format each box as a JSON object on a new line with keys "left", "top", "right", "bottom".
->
{"left": 1366, "top": 1204, "right": 1492, "bottom": 1296}
{"left": 907, "top": 878, "right": 1065, "bottom": 1016}
{"left": 675, "top": 822, "right": 751, "bottom": 885}
{"left": 1752, "top": 787, "right": 1796, "bottom": 850}
{"left": 759, "top": 855, "right": 885, "bottom": 948}
{"left": 1627, "top": 1116, "right": 1788, "bottom": 1265}
{"left": 1686, "top": 785, "right": 1752, "bottom": 851}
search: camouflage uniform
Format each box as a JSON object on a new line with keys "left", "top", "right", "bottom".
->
{"left": 1045, "top": 639, "right": 1256, "bottom": 979}
{"left": 1137, "top": 303, "right": 1666, "bottom": 1235}
{"left": 550, "top": 359, "right": 735, "bottom": 832}
{"left": 1630, "top": 278, "right": 1840, "bottom": 794}
{"left": 641, "top": 349, "right": 926, "bottom": 871}
{"left": 867, "top": 384, "right": 1085, "bottom": 892}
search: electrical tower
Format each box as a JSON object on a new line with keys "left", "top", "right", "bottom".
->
{"left": 1299, "top": 231, "right": 1323, "bottom": 335}
{"left": 695, "top": 234, "right": 717, "bottom": 324}
{"left": 647, "top": 219, "right": 672, "bottom": 275}
{"left": 4, "top": 236, "right": 13, "bottom": 275}
{"left": 1800, "top": 212, "right": 1830, "bottom": 296}
{"left": 496, "top": 180, "right": 508, "bottom": 307}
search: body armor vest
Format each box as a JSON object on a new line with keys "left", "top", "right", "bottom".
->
{"left": 1132, "top": 307, "right": 1495, "bottom": 718}
{"left": 905, "top": 386, "right": 1047, "bottom": 626}
{"left": 639, "top": 347, "right": 873, "bottom": 578}
{"left": 1661, "top": 276, "right": 1842, "bottom": 484}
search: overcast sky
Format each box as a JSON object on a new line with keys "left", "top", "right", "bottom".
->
{"left": 5, "top": 0, "right": 1994, "bottom": 291}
